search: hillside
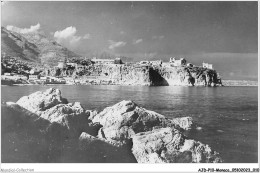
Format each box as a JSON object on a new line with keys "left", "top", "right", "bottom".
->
{"left": 1, "top": 26, "right": 80, "bottom": 66}
{"left": 1, "top": 27, "right": 40, "bottom": 63}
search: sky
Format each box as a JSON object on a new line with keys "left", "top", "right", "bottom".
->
{"left": 1, "top": 1, "right": 258, "bottom": 80}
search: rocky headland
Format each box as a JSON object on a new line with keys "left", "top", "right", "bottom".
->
{"left": 66, "top": 64, "right": 222, "bottom": 86}
{"left": 1, "top": 61, "right": 222, "bottom": 86}
{"left": 2, "top": 88, "right": 222, "bottom": 163}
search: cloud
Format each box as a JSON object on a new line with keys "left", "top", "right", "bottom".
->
{"left": 83, "top": 33, "right": 91, "bottom": 39}
{"left": 108, "top": 40, "right": 126, "bottom": 49}
{"left": 54, "top": 26, "right": 77, "bottom": 40}
{"left": 6, "top": 23, "right": 41, "bottom": 34}
{"left": 152, "top": 35, "right": 165, "bottom": 40}
{"left": 54, "top": 26, "right": 86, "bottom": 47}
{"left": 133, "top": 39, "right": 143, "bottom": 44}
{"left": 53, "top": 27, "right": 91, "bottom": 47}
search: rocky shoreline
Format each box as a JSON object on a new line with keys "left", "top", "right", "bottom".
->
{"left": 2, "top": 88, "right": 222, "bottom": 163}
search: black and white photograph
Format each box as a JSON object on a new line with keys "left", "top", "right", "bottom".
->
{"left": 1, "top": 0, "right": 259, "bottom": 172}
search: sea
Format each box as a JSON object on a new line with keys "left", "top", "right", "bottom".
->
{"left": 1, "top": 85, "right": 258, "bottom": 163}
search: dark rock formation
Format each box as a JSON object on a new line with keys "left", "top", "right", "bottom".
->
{"left": 78, "top": 132, "right": 137, "bottom": 163}
{"left": 2, "top": 102, "right": 71, "bottom": 162}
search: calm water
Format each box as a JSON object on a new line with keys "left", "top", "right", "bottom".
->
{"left": 1, "top": 85, "right": 258, "bottom": 163}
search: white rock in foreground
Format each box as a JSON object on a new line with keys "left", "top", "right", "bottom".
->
{"left": 91, "top": 100, "right": 193, "bottom": 143}
{"left": 132, "top": 127, "right": 222, "bottom": 163}
{"left": 15, "top": 88, "right": 97, "bottom": 137}
{"left": 39, "top": 102, "right": 92, "bottom": 137}
{"left": 16, "top": 88, "right": 68, "bottom": 113}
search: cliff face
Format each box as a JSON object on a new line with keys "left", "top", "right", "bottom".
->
{"left": 101, "top": 65, "right": 155, "bottom": 86}
{"left": 155, "top": 66, "right": 220, "bottom": 86}
{"left": 86, "top": 64, "right": 221, "bottom": 86}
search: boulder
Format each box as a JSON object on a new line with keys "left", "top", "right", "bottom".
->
{"left": 78, "top": 132, "right": 137, "bottom": 163}
{"left": 16, "top": 88, "right": 68, "bottom": 113}
{"left": 38, "top": 102, "right": 92, "bottom": 137}
{"left": 91, "top": 100, "right": 165, "bottom": 142}
{"left": 1, "top": 102, "right": 100, "bottom": 163}
{"left": 170, "top": 117, "right": 193, "bottom": 130}
{"left": 91, "top": 100, "right": 193, "bottom": 143}
{"left": 14, "top": 88, "right": 100, "bottom": 138}
{"left": 132, "top": 127, "right": 222, "bottom": 163}
{"left": 3, "top": 102, "right": 71, "bottom": 139}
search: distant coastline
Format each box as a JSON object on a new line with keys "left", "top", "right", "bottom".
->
{"left": 222, "top": 80, "right": 258, "bottom": 86}
{"left": 2, "top": 78, "right": 257, "bottom": 87}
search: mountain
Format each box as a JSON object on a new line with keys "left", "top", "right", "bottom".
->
{"left": 1, "top": 27, "right": 40, "bottom": 63}
{"left": 1, "top": 26, "right": 81, "bottom": 66}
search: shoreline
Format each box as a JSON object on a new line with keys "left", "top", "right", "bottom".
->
{"left": 1, "top": 83, "right": 258, "bottom": 87}
{"left": 1, "top": 78, "right": 257, "bottom": 87}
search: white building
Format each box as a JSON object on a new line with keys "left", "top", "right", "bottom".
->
{"left": 91, "top": 57, "right": 115, "bottom": 65}
{"left": 40, "top": 76, "right": 47, "bottom": 80}
{"left": 29, "top": 75, "right": 39, "bottom": 80}
{"left": 202, "top": 62, "right": 213, "bottom": 69}
{"left": 170, "top": 57, "right": 187, "bottom": 66}
{"left": 114, "top": 57, "right": 123, "bottom": 64}
{"left": 4, "top": 73, "right": 11, "bottom": 76}
{"left": 150, "top": 60, "right": 162, "bottom": 66}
